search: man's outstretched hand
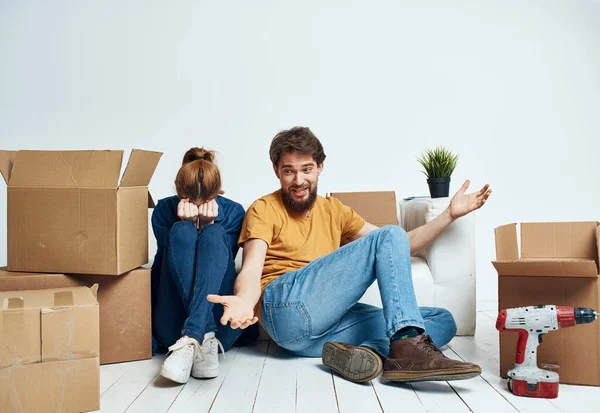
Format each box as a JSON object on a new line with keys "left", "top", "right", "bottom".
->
{"left": 448, "top": 179, "right": 492, "bottom": 220}
{"left": 207, "top": 294, "right": 258, "bottom": 329}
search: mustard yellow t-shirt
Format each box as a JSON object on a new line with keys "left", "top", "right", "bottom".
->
{"left": 238, "top": 190, "right": 366, "bottom": 293}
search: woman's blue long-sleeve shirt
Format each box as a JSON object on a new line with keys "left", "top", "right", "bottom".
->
{"left": 150, "top": 195, "right": 245, "bottom": 309}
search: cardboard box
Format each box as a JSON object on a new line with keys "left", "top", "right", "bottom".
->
{"left": 0, "top": 149, "right": 162, "bottom": 275}
{"left": 0, "top": 267, "right": 151, "bottom": 365}
{"left": 329, "top": 191, "right": 399, "bottom": 227}
{"left": 493, "top": 222, "right": 600, "bottom": 386}
{"left": 0, "top": 285, "right": 100, "bottom": 412}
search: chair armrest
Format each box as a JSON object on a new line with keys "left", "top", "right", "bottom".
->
{"left": 398, "top": 197, "right": 476, "bottom": 335}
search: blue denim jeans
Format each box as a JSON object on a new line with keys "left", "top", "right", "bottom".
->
{"left": 261, "top": 226, "right": 457, "bottom": 357}
{"left": 153, "top": 221, "right": 242, "bottom": 350}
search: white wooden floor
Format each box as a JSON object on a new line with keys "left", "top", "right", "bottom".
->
{"left": 94, "top": 303, "right": 600, "bottom": 413}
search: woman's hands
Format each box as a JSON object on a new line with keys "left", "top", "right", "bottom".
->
{"left": 177, "top": 198, "right": 199, "bottom": 223}
{"left": 197, "top": 199, "right": 219, "bottom": 227}
{"left": 177, "top": 198, "right": 219, "bottom": 229}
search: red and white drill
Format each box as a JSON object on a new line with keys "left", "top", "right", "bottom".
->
{"left": 496, "top": 305, "right": 599, "bottom": 399}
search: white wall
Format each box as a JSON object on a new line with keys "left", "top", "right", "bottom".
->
{"left": 1, "top": 0, "right": 599, "bottom": 302}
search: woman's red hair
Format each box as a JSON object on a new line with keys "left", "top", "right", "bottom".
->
{"left": 175, "top": 147, "right": 224, "bottom": 202}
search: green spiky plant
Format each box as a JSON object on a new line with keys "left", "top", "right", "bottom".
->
{"left": 417, "top": 146, "right": 459, "bottom": 178}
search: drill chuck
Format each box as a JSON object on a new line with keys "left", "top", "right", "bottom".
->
{"left": 574, "top": 307, "right": 598, "bottom": 325}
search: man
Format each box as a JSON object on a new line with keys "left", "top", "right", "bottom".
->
{"left": 208, "top": 126, "right": 491, "bottom": 383}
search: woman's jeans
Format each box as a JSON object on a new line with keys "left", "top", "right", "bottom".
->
{"left": 153, "top": 221, "right": 241, "bottom": 350}
{"left": 261, "top": 226, "right": 458, "bottom": 357}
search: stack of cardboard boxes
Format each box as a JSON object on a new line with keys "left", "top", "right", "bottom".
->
{"left": 0, "top": 149, "right": 161, "bottom": 412}
{"left": 492, "top": 221, "right": 600, "bottom": 386}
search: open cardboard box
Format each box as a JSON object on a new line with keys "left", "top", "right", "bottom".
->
{"left": 493, "top": 221, "right": 600, "bottom": 386}
{"left": 0, "top": 149, "right": 161, "bottom": 275}
{"left": 0, "top": 285, "right": 100, "bottom": 412}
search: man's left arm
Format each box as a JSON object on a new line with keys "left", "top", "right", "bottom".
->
{"left": 348, "top": 180, "right": 491, "bottom": 256}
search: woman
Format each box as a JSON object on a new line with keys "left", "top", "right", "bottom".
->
{"left": 151, "top": 147, "right": 247, "bottom": 384}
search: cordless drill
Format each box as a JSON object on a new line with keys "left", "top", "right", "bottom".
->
{"left": 496, "top": 305, "right": 599, "bottom": 399}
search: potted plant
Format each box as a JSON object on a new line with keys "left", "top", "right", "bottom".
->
{"left": 417, "top": 146, "right": 459, "bottom": 198}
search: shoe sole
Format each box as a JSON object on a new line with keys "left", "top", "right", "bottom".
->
{"left": 192, "top": 367, "right": 219, "bottom": 379}
{"left": 159, "top": 365, "right": 190, "bottom": 384}
{"left": 383, "top": 367, "right": 482, "bottom": 382}
{"left": 322, "top": 342, "right": 382, "bottom": 383}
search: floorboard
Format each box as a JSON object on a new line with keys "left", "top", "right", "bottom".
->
{"left": 98, "top": 357, "right": 163, "bottom": 413}
{"left": 207, "top": 341, "right": 269, "bottom": 413}
{"left": 252, "top": 344, "right": 298, "bottom": 413}
{"left": 295, "top": 356, "right": 339, "bottom": 413}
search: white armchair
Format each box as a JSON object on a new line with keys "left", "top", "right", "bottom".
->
{"left": 357, "top": 197, "right": 476, "bottom": 336}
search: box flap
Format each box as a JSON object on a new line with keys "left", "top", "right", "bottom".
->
{"left": 329, "top": 191, "right": 398, "bottom": 226}
{"left": 494, "top": 224, "right": 519, "bottom": 261}
{"left": 521, "top": 222, "right": 598, "bottom": 259}
{"left": 0, "top": 150, "right": 17, "bottom": 185}
{"left": 0, "top": 286, "right": 98, "bottom": 309}
{"left": 492, "top": 259, "right": 598, "bottom": 277}
{"left": 9, "top": 150, "right": 123, "bottom": 188}
{"left": 119, "top": 149, "right": 162, "bottom": 187}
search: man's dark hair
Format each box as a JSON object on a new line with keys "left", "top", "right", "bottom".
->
{"left": 269, "top": 126, "right": 326, "bottom": 167}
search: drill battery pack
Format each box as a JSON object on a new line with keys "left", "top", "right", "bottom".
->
{"left": 508, "top": 378, "right": 559, "bottom": 399}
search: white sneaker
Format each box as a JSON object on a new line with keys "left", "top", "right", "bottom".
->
{"left": 159, "top": 336, "right": 201, "bottom": 384}
{"left": 191, "top": 332, "right": 225, "bottom": 379}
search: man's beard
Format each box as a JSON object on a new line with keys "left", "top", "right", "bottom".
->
{"left": 281, "top": 184, "right": 318, "bottom": 213}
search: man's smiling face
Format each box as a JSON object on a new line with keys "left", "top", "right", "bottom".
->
{"left": 274, "top": 152, "right": 322, "bottom": 213}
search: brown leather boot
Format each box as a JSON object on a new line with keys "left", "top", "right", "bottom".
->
{"left": 322, "top": 341, "right": 383, "bottom": 383}
{"left": 383, "top": 335, "right": 481, "bottom": 382}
